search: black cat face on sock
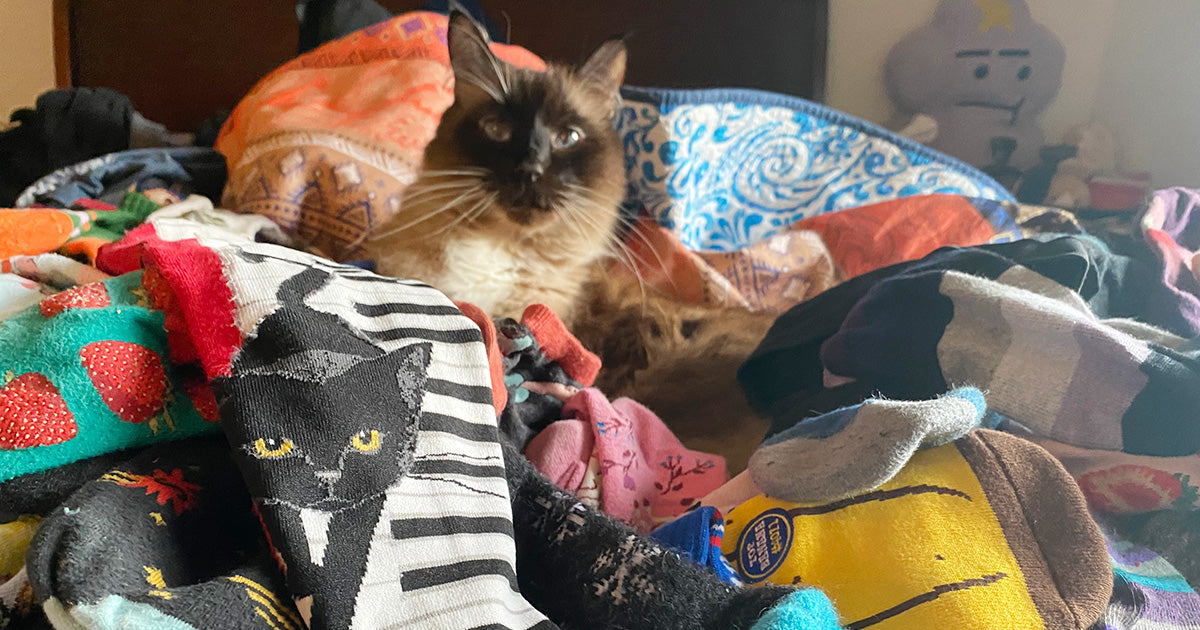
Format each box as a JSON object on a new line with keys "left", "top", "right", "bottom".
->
{"left": 219, "top": 265, "right": 433, "bottom": 512}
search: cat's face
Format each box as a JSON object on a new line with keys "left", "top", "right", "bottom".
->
{"left": 225, "top": 326, "right": 432, "bottom": 512}
{"left": 413, "top": 14, "right": 628, "bottom": 230}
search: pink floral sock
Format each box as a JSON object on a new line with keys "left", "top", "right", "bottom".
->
{"left": 525, "top": 388, "right": 727, "bottom": 533}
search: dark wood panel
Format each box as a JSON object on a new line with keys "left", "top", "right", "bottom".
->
{"left": 67, "top": 0, "right": 826, "bottom": 132}
{"left": 68, "top": 0, "right": 300, "bottom": 131}
{"left": 456, "top": 0, "right": 829, "bottom": 100}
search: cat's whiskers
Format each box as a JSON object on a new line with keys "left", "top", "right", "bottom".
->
{"left": 614, "top": 213, "right": 678, "bottom": 292}
{"left": 399, "top": 180, "right": 485, "bottom": 204}
{"left": 557, "top": 192, "right": 650, "bottom": 310}
{"left": 563, "top": 182, "right": 676, "bottom": 291}
{"left": 369, "top": 184, "right": 485, "bottom": 240}
{"left": 465, "top": 192, "right": 499, "bottom": 227}
{"left": 418, "top": 168, "right": 490, "bottom": 177}
{"left": 427, "top": 191, "right": 495, "bottom": 238}
{"left": 559, "top": 188, "right": 645, "bottom": 261}
{"left": 553, "top": 193, "right": 600, "bottom": 245}
{"left": 606, "top": 233, "right": 650, "bottom": 314}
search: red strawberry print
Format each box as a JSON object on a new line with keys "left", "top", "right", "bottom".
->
{"left": 80, "top": 341, "right": 173, "bottom": 432}
{"left": 39, "top": 283, "right": 111, "bottom": 317}
{"left": 1078, "top": 464, "right": 1183, "bottom": 513}
{"left": 181, "top": 374, "right": 219, "bottom": 423}
{"left": 0, "top": 372, "right": 77, "bottom": 449}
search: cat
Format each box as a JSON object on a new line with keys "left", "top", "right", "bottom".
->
{"left": 218, "top": 265, "right": 432, "bottom": 629}
{"left": 368, "top": 12, "right": 626, "bottom": 322}
{"left": 369, "top": 13, "right": 774, "bottom": 470}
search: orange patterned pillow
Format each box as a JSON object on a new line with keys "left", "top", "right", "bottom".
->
{"left": 216, "top": 12, "right": 544, "bottom": 261}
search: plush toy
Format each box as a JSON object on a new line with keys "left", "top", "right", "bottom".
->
{"left": 886, "top": 0, "right": 1065, "bottom": 171}
{"left": 723, "top": 429, "right": 1113, "bottom": 630}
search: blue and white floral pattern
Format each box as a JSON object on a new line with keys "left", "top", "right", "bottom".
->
{"left": 618, "top": 87, "right": 1015, "bottom": 252}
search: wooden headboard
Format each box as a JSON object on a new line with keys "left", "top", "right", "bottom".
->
{"left": 57, "top": 0, "right": 828, "bottom": 132}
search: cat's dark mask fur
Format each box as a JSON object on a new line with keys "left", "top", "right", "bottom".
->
{"left": 221, "top": 267, "right": 432, "bottom": 512}
{"left": 423, "top": 12, "right": 627, "bottom": 227}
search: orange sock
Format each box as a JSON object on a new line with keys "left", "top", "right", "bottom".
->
{"left": 520, "top": 304, "right": 601, "bottom": 386}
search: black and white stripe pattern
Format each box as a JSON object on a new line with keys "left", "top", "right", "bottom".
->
{"left": 217, "top": 243, "right": 552, "bottom": 630}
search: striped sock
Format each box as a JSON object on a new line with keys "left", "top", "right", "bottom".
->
{"left": 213, "top": 245, "right": 553, "bottom": 630}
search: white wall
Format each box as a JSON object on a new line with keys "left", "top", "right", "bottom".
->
{"left": 826, "top": 0, "right": 1118, "bottom": 145}
{"left": 0, "top": 0, "right": 57, "bottom": 119}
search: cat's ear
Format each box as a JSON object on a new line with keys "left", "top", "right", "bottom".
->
{"left": 577, "top": 38, "right": 627, "bottom": 99}
{"left": 388, "top": 342, "right": 432, "bottom": 406}
{"left": 276, "top": 267, "right": 331, "bottom": 305}
{"left": 447, "top": 10, "right": 508, "bottom": 104}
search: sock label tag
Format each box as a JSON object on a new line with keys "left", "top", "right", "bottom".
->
{"left": 734, "top": 508, "right": 793, "bottom": 583}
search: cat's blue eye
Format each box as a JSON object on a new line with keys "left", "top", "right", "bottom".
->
{"left": 479, "top": 116, "right": 512, "bottom": 143}
{"left": 974, "top": 64, "right": 989, "bottom": 79}
{"left": 553, "top": 127, "right": 584, "bottom": 150}
{"left": 1017, "top": 65, "right": 1031, "bottom": 80}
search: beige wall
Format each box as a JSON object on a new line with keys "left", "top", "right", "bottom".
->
{"left": 1092, "top": 1, "right": 1200, "bottom": 188}
{"left": 0, "top": 0, "right": 57, "bottom": 119}
{"left": 826, "top": 0, "right": 1118, "bottom": 144}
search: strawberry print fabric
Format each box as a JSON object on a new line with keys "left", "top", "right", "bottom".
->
{"left": 0, "top": 271, "right": 219, "bottom": 482}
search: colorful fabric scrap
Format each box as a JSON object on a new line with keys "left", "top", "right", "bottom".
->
{"left": 1093, "top": 518, "right": 1200, "bottom": 630}
{"left": 0, "top": 271, "right": 220, "bottom": 483}
{"left": 617, "top": 86, "right": 1015, "bottom": 252}
{"left": 524, "top": 387, "right": 727, "bottom": 534}
{"left": 1139, "top": 187, "right": 1200, "bottom": 330}
{"left": 740, "top": 235, "right": 1200, "bottom": 439}
{"left": 0, "top": 191, "right": 159, "bottom": 263}
{"left": 1037, "top": 439, "right": 1200, "bottom": 514}
{"left": 649, "top": 506, "right": 741, "bottom": 584}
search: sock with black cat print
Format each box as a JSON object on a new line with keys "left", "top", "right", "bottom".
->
{"left": 208, "top": 246, "right": 556, "bottom": 630}
{"left": 503, "top": 441, "right": 842, "bottom": 630}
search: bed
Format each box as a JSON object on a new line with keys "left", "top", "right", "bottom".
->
{"left": 2, "top": 5, "right": 1199, "bottom": 630}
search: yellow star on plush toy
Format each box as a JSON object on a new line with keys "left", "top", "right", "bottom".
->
{"left": 974, "top": 0, "right": 1014, "bottom": 32}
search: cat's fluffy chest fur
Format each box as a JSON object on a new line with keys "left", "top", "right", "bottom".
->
{"left": 382, "top": 227, "right": 603, "bottom": 320}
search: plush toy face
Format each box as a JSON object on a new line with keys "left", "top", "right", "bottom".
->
{"left": 886, "top": 0, "right": 1065, "bottom": 170}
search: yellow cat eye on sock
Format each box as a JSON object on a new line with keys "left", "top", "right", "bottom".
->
{"left": 252, "top": 438, "right": 294, "bottom": 459}
{"left": 351, "top": 430, "right": 381, "bottom": 452}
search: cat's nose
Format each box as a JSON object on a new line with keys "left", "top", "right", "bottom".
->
{"left": 518, "top": 161, "right": 544, "bottom": 182}
{"left": 315, "top": 469, "right": 342, "bottom": 484}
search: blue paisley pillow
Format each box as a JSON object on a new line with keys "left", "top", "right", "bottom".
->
{"left": 617, "top": 87, "right": 1016, "bottom": 252}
